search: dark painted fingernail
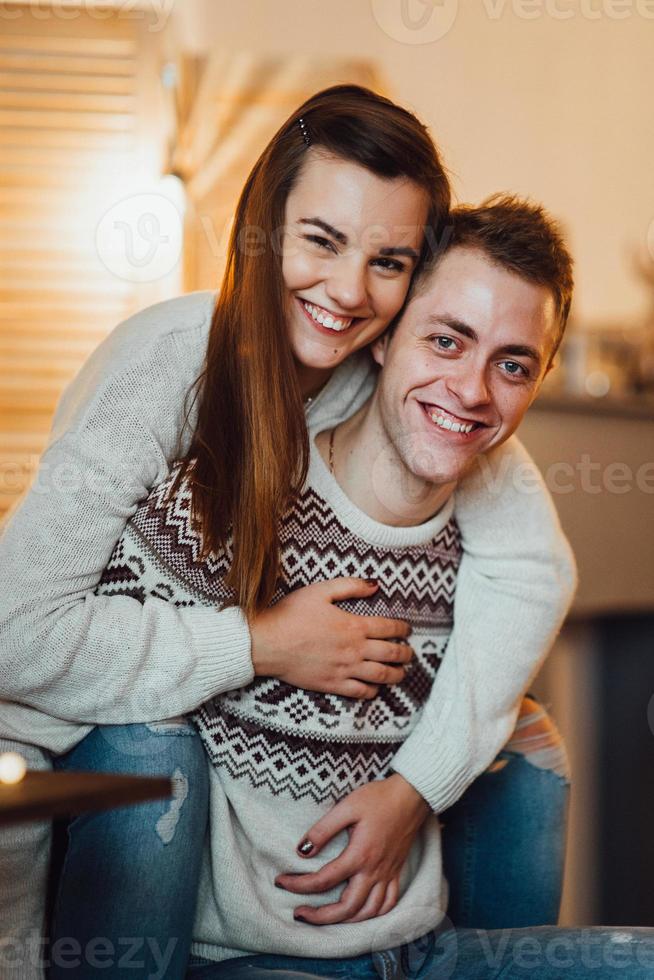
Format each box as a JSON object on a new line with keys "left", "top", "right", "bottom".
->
{"left": 366, "top": 579, "right": 378, "bottom": 587}
{"left": 274, "top": 882, "right": 284, "bottom": 889}
{"left": 294, "top": 914, "right": 308, "bottom": 923}
{"left": 298, "top": 839, "right": 314, "bottom": 855}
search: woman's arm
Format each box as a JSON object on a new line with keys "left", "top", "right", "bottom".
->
{"left": 0, "top": 295, "right": 408, "bottom": 727}
{"left": 390, "top": 434, "right": 577, "bottom": 810}
{"left": 0, "top": 293, "right": 256, "bottom": 725}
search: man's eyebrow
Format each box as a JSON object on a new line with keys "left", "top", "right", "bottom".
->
{"left": 427, "top": 314, "right": 478, "bottom": 341}
{"left": 298, "top": 217, "right": 347, "bottom": 245}
{"left": 427, "top": 315, "right": 543, "bottom": 367}
{"left": 497, "top": 344, "right": 542, "bottom": 368}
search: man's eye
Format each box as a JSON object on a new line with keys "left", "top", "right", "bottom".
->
{"left": 434, "top": 336, "right": 457, "bottom": 350}
{"left": 500, "top": 360, "right": 529, "bottom": 378}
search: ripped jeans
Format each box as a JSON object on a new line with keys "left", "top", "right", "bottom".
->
{"left": 49, "top": 699, "right": 569, "bottom": 979}
{"left": 50, "top": 718, "right": 209, "bottom": 980}
{"left": 442, "top": 696, "right": 570, "bottom": 928}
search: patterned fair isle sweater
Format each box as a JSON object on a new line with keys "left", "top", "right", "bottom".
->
{"left": 95, "top": 430, "right": 462, "bottom": 962}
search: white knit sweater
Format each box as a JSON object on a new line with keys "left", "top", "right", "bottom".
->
{"left": 95, "top": 438, "right": 462, "bottom": 960}
{"left": 0, "top": 291, "right": 576, "bottom": 974}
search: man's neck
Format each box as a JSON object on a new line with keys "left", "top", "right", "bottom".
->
{"left": 316, "top": 399, "right": 454, "bottom": 528}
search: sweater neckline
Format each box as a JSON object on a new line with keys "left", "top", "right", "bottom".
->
{"left": 308, "top": 426, "right": 455, "bottom": 549}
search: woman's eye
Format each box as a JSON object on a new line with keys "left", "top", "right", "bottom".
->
{"left": 305, "top": 235, "right": 336, "bottom": 252}
{"left": 499, "top": 360, "right": 529, "bottom": 379}
{"left": 372, "top": 257, "right": 406, "bottom": 274}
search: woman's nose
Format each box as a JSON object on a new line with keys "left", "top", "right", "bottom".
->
{"left": 325, "top": 257, "right": 368, "bottom": 312}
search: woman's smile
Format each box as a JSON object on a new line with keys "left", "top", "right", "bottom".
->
{"left": 297, "top": 297, "right": 358, "bottom": 334}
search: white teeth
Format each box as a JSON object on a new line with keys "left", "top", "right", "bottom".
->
{"left": 429, "top": 410, "right": 476, "bottom": 434}
{"left": 302, "top": 301, "right": 352, "bottom": 332}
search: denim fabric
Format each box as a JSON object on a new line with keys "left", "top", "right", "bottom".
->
{"left": 186, "top": 926, "right": 654, "bottom": 979}
{"left": 441, "top": 749, "right": 570, "bottom": 927}
{"left": 51, "top": 721, "right": 209, "bottom": 980}
{"left": 48, "top": 723, "right": 570, "bottom": 978}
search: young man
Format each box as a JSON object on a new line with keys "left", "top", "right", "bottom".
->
{"left": 178, "top": 198, "right": 654, "bottom": 977}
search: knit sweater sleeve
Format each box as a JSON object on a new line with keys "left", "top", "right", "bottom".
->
{"left": 390, "top": 435, "right": 577, "bottom": 813}
{"left": 0, "top": 293, "right": 254, "bottom": 725}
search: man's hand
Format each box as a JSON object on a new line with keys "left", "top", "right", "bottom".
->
{"left": 274, "top": 774, "right": 432, "bottom": 925}
{"left": 249, "top": 579, "right": 413, "bottom": 700}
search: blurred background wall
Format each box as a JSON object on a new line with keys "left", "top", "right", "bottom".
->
{"left": 1, "top": 0, "right": 653, "bottom": 928}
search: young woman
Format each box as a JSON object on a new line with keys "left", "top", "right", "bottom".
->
{"left": 0, "top": 86, "right": 573, "bottom": 978}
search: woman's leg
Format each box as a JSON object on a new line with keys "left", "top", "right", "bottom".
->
{"left": 441, "top": 696, "right": 570, "bottom": 929}
{"left": 50, "top": 719, "right": 209, "bottom": 980}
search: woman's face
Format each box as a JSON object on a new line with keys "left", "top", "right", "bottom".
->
{"left": 281, "top": 150, "right": 429, "bottom": 396}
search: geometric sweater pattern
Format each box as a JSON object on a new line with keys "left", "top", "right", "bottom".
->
{"left": 97, "top": 457, "right": 462, "bottom": 807}
{"left": 95, "top": 437, "right": 462, "bottom": 960}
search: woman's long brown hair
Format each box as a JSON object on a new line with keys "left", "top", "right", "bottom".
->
{"left": 174, "top": 85, "right": 451, "bottom": 618}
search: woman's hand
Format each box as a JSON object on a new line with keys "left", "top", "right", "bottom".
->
{"left": 249, "top": 579, "right": 413, "bottom": 699}
{"left": 274, "top": 774, "right": 431, "bottom": 924}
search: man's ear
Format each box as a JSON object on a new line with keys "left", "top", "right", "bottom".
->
{"left": 371, "top": 333, "right": 390, "bottom": 368}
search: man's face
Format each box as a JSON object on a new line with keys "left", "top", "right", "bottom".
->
{"left": 371, "top": 245, "right": 559, "bottom": 487}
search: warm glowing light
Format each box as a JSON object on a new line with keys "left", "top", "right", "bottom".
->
{"left": 0, "top": 752, "right": 27, "bottom": 785}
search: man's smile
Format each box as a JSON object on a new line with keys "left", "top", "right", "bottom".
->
{"left": 419, "top": 401, "right": 489, "bottom": 438}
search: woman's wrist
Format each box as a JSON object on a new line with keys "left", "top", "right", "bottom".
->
{"left": 385, "top": 772, "right": 431, "bottom": 818}
{"left": 248, "top": 610, "right": 281, "bottom": 678}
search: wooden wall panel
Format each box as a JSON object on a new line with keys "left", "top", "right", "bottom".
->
{"left": 0, "top": 4, "right": 169, "bottom": 521}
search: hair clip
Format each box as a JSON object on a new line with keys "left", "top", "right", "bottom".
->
{"left": 298, "top": 117, "right": 311, "bottom": 147}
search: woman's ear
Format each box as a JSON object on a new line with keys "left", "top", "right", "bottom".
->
{"left": 371, "top": 333, "right": 389, "bottom": 368}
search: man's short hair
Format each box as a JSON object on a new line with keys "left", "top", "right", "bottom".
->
{"left": 412, "top": 193, "right": 574, "bottom": 363}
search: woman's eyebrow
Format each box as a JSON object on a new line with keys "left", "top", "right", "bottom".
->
{"left": 380, "top": 245, "right": 420, "bottom": 260}
{"left": 299, "top": 218, "right": 419, "bottom": 261}
{"left": 298, "top": 217, "right": 347, "bottom": 244}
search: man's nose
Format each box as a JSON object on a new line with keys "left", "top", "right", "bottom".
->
{"left": 325, "top": 255, "right": 368, "bottom": 311}
{"left": 446, "top": 363, "right": 491, "bottom": 409}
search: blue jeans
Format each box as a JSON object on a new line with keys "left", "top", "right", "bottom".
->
{"left": 51, "top": 720, "right": 568, "bottom": 979}
{"left": 442, "top": 749, "right": 569, "bottom": 927}
{"left": 50, "top": 719, "right": 208, "bottom": 980}
{"left": 186, "top": 926, "right": 654, "bottom": 979}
